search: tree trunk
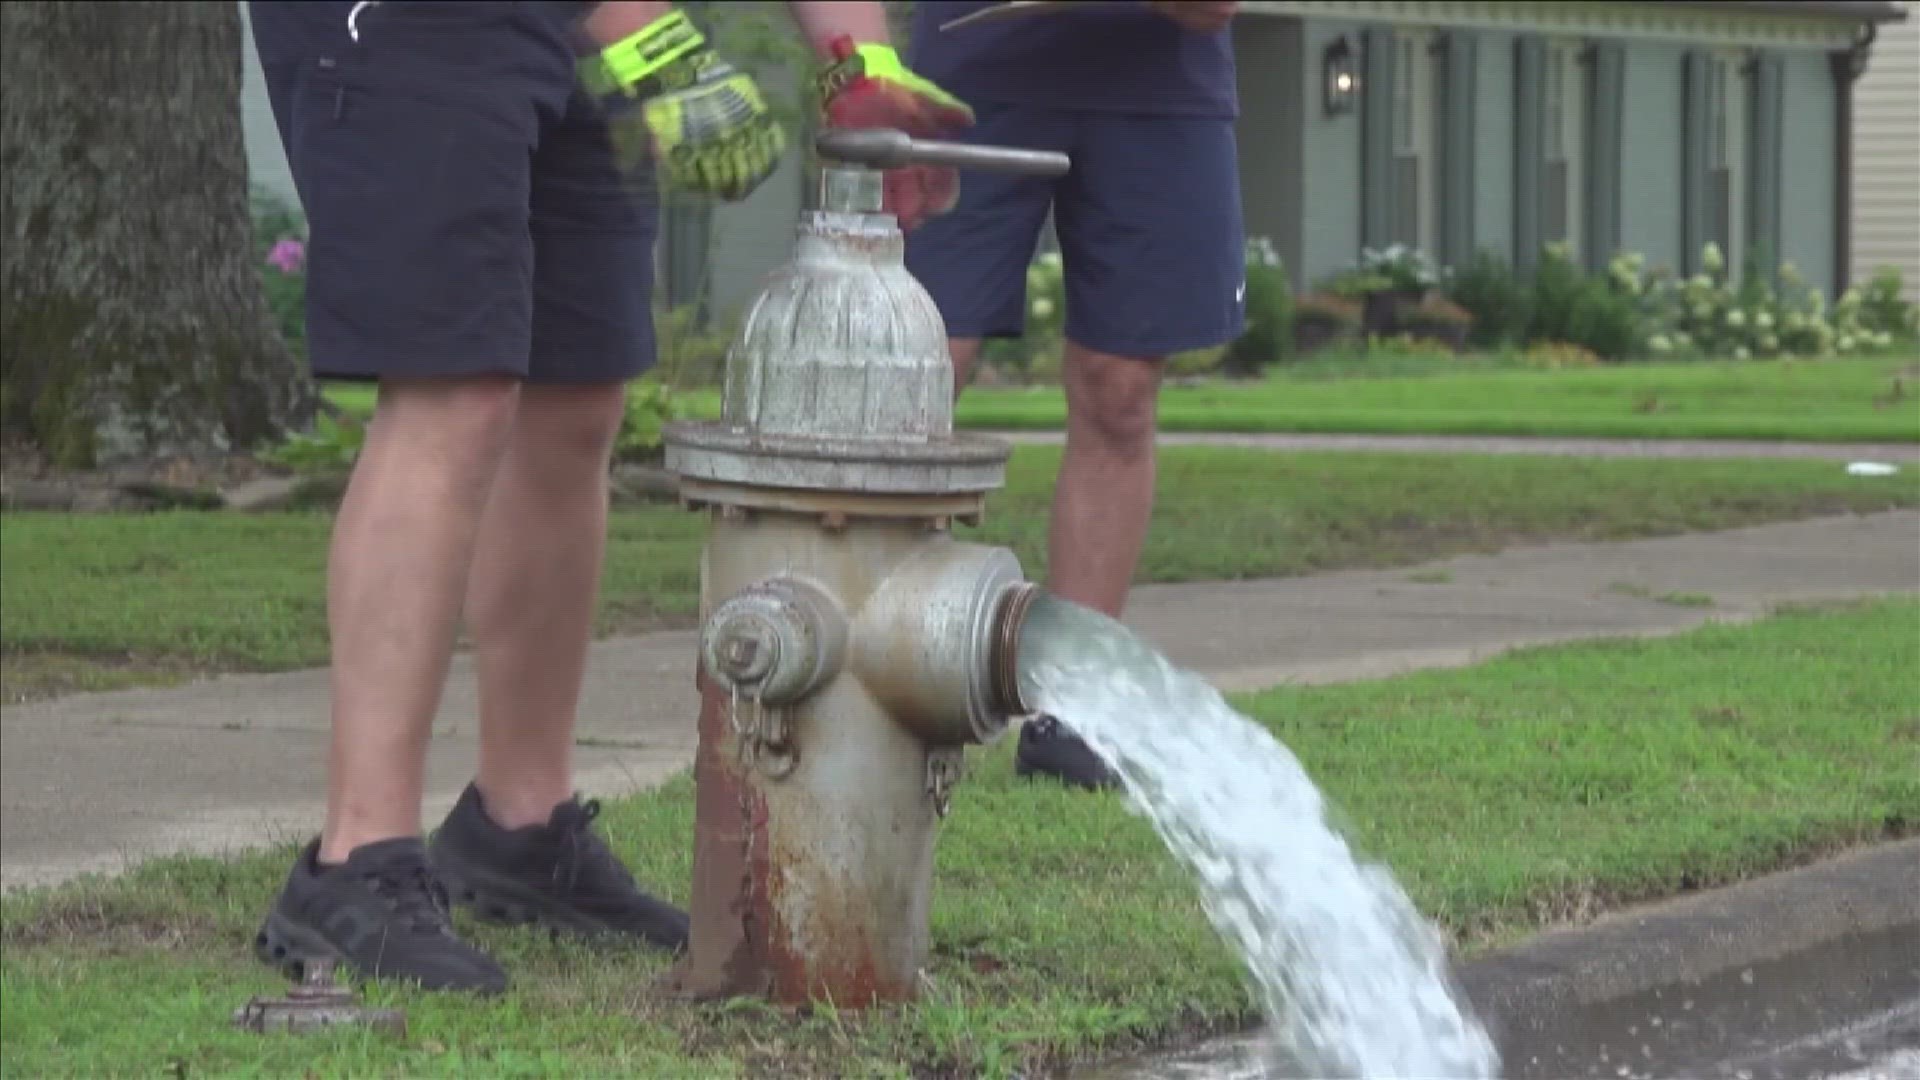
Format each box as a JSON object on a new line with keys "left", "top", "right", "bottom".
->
{"left": 0, "top": 1, "right": 313, "bottom": 469}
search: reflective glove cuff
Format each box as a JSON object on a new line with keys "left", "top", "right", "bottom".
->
{"left": 580, "top": 8, "right": 708, "bottom": 100}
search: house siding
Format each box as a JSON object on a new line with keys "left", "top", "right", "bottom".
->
{"left": 238, "top": 3, "right": 296, "bottom": 206}
{"left": 1852, "top": 12, "right": 1920, "bottom": 302}
{"left": 1780, "top": 49, "right": 1840, "bottom": 297}
{"left": 1234, "top": 19, "right": 1305, "bottom": 282}
{"left": 1297, "top": 20, "right": 1367, "bottom": 289}
{"left": 1617, "top": 42, "right": 1688, "bottom": 274}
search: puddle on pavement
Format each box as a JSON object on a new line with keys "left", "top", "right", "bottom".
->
{"left": 1077, "top": 922, "right": 1919, "bottom": 1079}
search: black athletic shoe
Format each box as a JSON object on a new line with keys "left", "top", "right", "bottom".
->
{"left": 429, "top": 783, "right": 689, "bottom": 954}
{"left": 1014, "top": 715, "right": 1119, "bottom": 791}
{"left": 255, "top": 836, "right": 509, "bottom": 994}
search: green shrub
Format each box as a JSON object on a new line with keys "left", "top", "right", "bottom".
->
{"left": 1563, "top": 285, "right": 1642, "bottom": 361}
{"left": 251, "top": 186, "right": 308, "bottom": 360}
{"left": 652, "top": 303, "right": 734, "bottom": 387}
{"left": 1524, "top": 244, "right": 1643, "bottom": 361}
{"left": 262, "top": 410, "right": 364, "bottom": 475}
{"left": 1220, "top": 237, "right": 1293, "bottom": 374}
{"left": 1857, "top": 267, "right": 1919, "bottom": 339}
{"left": 1445, "top": 251, "right": 1530, "bottom": 349}
{"left": 616, "top": 378, "right": 687, "bottom": 461}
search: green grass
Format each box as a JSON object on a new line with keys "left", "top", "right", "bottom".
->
{"left": 325, "top": 356, "right": 1920, "bottom": 441}
{"left": 952, "top": 357, "right": 1920, "bottom": 441}
{"left": 5, "top": 447, "right": 1915, "bottom": 700}
{"left": 4, "top": 598, "right": 1914, "bottom": 1078}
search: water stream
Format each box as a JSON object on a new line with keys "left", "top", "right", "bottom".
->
{"left": 1016, "top": 595, "right": 1501, "bottom": 1079}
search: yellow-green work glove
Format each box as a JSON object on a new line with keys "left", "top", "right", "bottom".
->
{"left": 581, "top": 9, "right": 786, "bottom": 201}
{"left": 817, "top": 37, "right": 975, "bottom": 231}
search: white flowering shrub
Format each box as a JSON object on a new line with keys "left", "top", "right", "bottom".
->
{"left": 1629, "top": 244, "right": 1913, "bottom": 359}
{"left": 1359, "top": 244, "right": 1442, "bottom": 292}
{"left": 1025, "top": 249, "right": 1066, "bottom": 341}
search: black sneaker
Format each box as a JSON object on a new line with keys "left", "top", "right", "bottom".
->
{"left": 1014, "top": 715, "right": 1119, "bottom": 791}
{"left": 255, "top": 836, "right": 509, "bottom": 994}
{"left": 428, "top": 783, "right": 689, "bottom": 954}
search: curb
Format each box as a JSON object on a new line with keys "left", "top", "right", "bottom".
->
{"left": 1457, "top": 836, "right": 1920, "bottom": 1018}
{"left": 1076, "top": 838, "right": 1919, "bottom": 1078}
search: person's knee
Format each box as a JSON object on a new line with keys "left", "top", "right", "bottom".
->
{"left": 370, "top": 376, "right": 523, "bottom": 467}
{"left": 1063, "top": 347, "right": 1161, "bottom": 451}
{"left": 511, "top": 382, "right": 629, "bottom": 473}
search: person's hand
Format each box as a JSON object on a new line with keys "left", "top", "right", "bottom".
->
{"left": 1148, "top": 1, "right": 1239, "bottom": 32}
{"left": 816, "top": 37, "right": 975, "bottom": 231}
{"left": 581, "top": 9, "right": 786, "bottom": 201}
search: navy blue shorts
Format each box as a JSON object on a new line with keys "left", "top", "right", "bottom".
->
{"left": 250, "top": 1, "right": 656, "bottom": 385}
{"left": 902, "top": 103, "right": 1246, "bottom": 360}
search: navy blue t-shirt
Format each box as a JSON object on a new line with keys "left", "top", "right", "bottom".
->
{"left": 908, "top": 1, "right": 1238, "bottom": 119}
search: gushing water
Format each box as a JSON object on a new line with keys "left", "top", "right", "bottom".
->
{"left": 1016, "top": 595, "right": 1501, "bottom": 1079}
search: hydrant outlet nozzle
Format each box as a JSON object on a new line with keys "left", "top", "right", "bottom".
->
{"left": 988, "top": 582, "right": 1040, "bottom": 719}
{"left": 849, "top": 545, "right": 1031, "bottom": 747}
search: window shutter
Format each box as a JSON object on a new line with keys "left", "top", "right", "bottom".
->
{"left": 1438, "top": 32, "right": 1478, "bottom": 270}
{"left": 1747, "top": 52, "right": 1785, "bottom": 278}
{"left": 1680, "top": 50, "right": 1714, "bottom": 276}
{"left": 1513, "top": 37, "right": 1546, "bottom": 271}
{"left": 1584, "top": 43, "right": 1625, "bottom": 271}
{"left": 1361, "top": 27, "right": 1398, "bottom": 251}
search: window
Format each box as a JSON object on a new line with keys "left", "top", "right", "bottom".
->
{"left": 1544, "top": 48, "right": 1565, "bottom": 165}
{"left": 1540, "top": 41, "right": 1585, "bottom": 255}
{"left": 1390, "top": 31, "right": 1437, "bottom": 256}
{"left": 1706, "top": 52, "right": 1749, "bottom": 272}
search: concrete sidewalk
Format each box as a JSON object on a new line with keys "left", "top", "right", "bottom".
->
{"left": 3, "top": 511, "right": 1915, "bottom": 891}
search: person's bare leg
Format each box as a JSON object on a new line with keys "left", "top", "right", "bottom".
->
{"left": 466, "top": 381, "right": 629, "bottom": 829}
{"left": 949, "top": 333, "right": 1159, "bottom": 615}
{"left": 319, "top": 376, "right": 522, "bottom": 864}
{"left": 949, "top": 336, "right": 983, "bottom": 397}
{"left": 1051, "top": 340, "right": 1162, "bottom": 618}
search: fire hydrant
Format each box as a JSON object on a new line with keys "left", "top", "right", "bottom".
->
{"left": 661, "top": 129, "right": 1066, "bottom": 1007}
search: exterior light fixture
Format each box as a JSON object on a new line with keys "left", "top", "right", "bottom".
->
{"left": 1324, "top": 35, "right": 1358, "bottom": 117}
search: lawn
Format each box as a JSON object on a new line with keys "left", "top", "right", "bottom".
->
{"left": 953, "top": 356, "right": 1920, "bottom": 442}
{"left": 5, "top": 446, "right": 1915, "bottom": 700}
{"left": 326, "top": 355, "right": 1920, "bottom": 441}
{"left": 3, "top": 598, "right": 1914, "bottom": 1078}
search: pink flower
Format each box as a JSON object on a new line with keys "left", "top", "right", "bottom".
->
{"left": 267, "top": 237, "right": 306, "bottom": 274}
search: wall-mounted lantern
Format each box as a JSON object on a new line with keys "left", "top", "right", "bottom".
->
{"left": 1324, "top": 35, "right": 1358, "bottom": 118}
